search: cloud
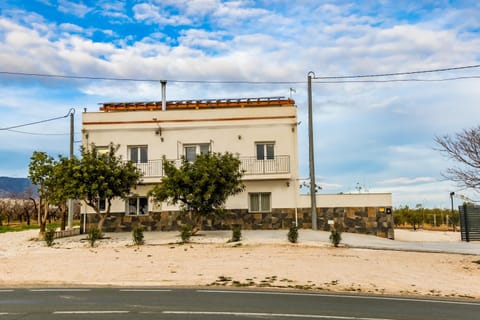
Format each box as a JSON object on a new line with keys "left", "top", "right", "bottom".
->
{"left": 133, "top": 3, "right": 191, "bottom": 26}
{"left": 379, "top": 177, "right": 437, "bottom": 185}
{"left": 58, "top": 0, "right": 93, "bottom": 18}
{"left": 97, "top": 0, "right": 130, "bottom": 21}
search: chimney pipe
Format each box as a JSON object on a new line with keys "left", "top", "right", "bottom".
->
{"left": 161, "top": 80, "right": 167, "bottom": 111}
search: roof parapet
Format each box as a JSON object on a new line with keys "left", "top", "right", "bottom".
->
{"left": 99, "top": 97, "right": 295, "bottom": 112}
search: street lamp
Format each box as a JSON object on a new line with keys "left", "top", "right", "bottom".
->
{"left": 450, "top": 192, "right": 455, "bottom": 215}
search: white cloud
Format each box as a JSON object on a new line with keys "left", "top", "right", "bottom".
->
{"left": 133, "top": 3, "right": 191, "bottom": 25}
{"left": 58, "top": 0, "right": 93, "bottom": 18}
{"left": 379, "top": 177, "right": 437, "bottom": 185}
{"left": 59, "top": 23, "right": 85, "bottom": 34}
{"left": 97, "top": 0, "right": 130, "bottom": 21}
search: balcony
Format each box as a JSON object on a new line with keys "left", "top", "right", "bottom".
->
{"left": 132, "top": 155, "right": 290, "bottom": 180}
{"left": 240, "top": 155, "right": 290, "bottom": 176}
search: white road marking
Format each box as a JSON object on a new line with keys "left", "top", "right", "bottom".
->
{"left": 0, "top": 290, "right": 14, "bottom": 292}
{"left": 119, "top": 289, "right": 172, "bottom": 292}
{"left": 197, "top": 290, "right": 480, "bottom": 306}
{"left": 29, "top": 289, "right": 91, "bottom": 292}
{"left": 162, "top": 310, "right": 394, "bottom": 320}
{"left": 53, "top": 311, "right": 129, "bottom": 314}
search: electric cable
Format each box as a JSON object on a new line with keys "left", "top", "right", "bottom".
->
{"left": 0, "top": 108, "right": 75, "bottom": 131}
{"left": 1, "top": 64, "right": 480, "bottom": 84}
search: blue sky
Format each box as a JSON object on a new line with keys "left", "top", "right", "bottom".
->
{"left": 1, "top": 0, "right": 480, "bottom": 208}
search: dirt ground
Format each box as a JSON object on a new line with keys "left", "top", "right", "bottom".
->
{"left": 0, "top": 229, "right": 479, "bottom": 300}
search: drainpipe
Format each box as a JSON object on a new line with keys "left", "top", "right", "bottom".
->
{"left": 161, "top": 80, "right": 167, "bottom": 111}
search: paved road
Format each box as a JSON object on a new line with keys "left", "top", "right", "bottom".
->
{"left": 1, "top": 288, "right": 479, "bottom": 319}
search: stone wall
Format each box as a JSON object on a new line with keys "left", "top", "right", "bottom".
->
{"left": 83, "top": 206, "right": 394, "bottom": 239}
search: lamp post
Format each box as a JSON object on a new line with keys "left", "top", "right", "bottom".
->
{"left": 450, "top": 192, "right": 455, "bottom": 216}
{"left": 307, "top": 72, "right": 317, "bottom": 230}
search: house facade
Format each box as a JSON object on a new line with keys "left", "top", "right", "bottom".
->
{"left": 81, "top": 97, "right": 394, "bottom": 238}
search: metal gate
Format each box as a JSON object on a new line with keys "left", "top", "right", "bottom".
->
{"left": 459, "top": 205, "right": 480, "bottom": 242}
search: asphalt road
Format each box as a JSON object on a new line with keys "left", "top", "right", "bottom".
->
{"left": 1, "top": 288, "right": 480, "bottom": 320}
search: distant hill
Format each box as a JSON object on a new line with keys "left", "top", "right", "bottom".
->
{"left": 0, "top": 177, "right": 35, "bottom": 198}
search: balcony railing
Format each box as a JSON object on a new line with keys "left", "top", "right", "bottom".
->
{"left": 240, "top": 155, "right": 290, "bottom": 175}
{"left": 131, "top": 155, "right": 290, "bottom": 178}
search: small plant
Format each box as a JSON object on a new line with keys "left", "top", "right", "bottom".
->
{"left": 329, "top": 221, "right": 343, "bottom": 247}
{"left": 287, "top": 224, "right": 298, "bottom": 243}
{"left": 230, "top": 225, "right": 242, "bottom": 242}
{"left": 132, "top": 226, "right": 145, "bottom": 245}
{"left": 180, "top": 224, "right": 191, "bottom": 243}
{"left": 44, "top": 228, "right": 56, "bottom": 247}
{"left": 87, "top": 226, "right": 103, "bottom": 247}
{"left": 329, "top": 229, "right": 342, "bottom": 247}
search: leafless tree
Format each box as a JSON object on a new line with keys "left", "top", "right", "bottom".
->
{"left": 435, "top": 126, "right": 480, "bottom": 190}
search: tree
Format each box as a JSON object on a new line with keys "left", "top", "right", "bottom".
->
{"left": 72, "top": 144, "right": 142, "bottom": 231}
{"left": 435, "top": 126, "right": 480, "bottom": 190}
{"left": 48, "top": 156, "right": 77, "bottom": 230}
{"left": 28, "top": 151, "right": 56, "bottom": 234}
{"left": 405, "top": 209, "right": 423, "bottom": 231}
{"left": 149, "top": 152, "right": 245, "bottom": 235}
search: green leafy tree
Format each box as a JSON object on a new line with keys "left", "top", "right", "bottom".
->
{"left": 48, "top": 156, "right": 77, "bottom": 230}
{"left": 72, "top": 144, "right": 142, "bottom": 231}
{"left": 150, "top": 152, "right": 245, "bottom": 235}
{"left": 28, "top": 151, "right": 56, "bottom": 234}
{"left": 405, "top": 209, "right": 423, "bottom": 231}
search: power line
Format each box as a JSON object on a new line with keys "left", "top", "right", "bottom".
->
{"left": 0, "top": 109, "right": 75, "bottom": 131}
{"left": 0, "top": 71, "right": 303, "bottom": 84}
{"left": 312, "top": 64, "right": 480, "bottom": 79}
{"left": 5, "top": 129, "right": 81, "bottom": 136}
{"left": 1, "top": 64, "right": 480, "bottom": 84}
{"left": 315, "top": 75, "right": 480, "bottom": 84}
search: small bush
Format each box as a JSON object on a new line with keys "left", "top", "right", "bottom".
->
{"left": 132, "top": 226, "right": 145, "bottom": 245}
{"left": 329, "top": 222, "right": 343, "bottom": 247}
{"left": 180, "top": 224, "right": 191, "bottom": 243}
{"left": 287, "top": 224, "right": 298, "bottom": 243}
{"left": 87, "top": 226, "right": 103, "bottom": 247}
{"left": 329, "top": 229, "right": 342, "bottom": 247}
{"left": 44, "top": 228, "right": 56, "bottom": 247}
{"left": 230, "top": 225, "right": 242, "bottom": 242}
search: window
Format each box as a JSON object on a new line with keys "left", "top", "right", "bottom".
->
{"left": 184, "top": 143, "right": 210, "bottom": 161}
{"left": 249, "top": 193, "right": 271, "bottom": 213}
{"left": 256, "top": 142, "right": 275, "bottom": 160}
{"left": 127, "top": 197, "right": 148, "bottom": 216}
{"left": 98, "top": 198, "right": 106, "bottom": 212}
{"left": 93, "top": 198, "right": 106, "bottom": 212}
{"left": 94, "top": 146, "right": 109, "bottom": 155}
{"left": 128, "top": 146, "right": 148, "bottom": 163}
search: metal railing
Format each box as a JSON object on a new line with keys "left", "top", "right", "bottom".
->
{"left": 131, "top": 155, "right": 290, "bottom": 178}
{"left": 240, "top": 155, "right": 290, "bottom": 175}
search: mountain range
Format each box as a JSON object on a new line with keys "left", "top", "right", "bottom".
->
{"left": 0, "top": 177, "right": 34, "bottom": 198}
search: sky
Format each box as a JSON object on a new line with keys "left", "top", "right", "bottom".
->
{"left": 0, "top": 0, "right": 480, "bottom": 208}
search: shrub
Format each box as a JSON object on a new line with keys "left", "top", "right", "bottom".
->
{"left": 230, "top": 225, "right": 242, "bottom": 242}
{"left": 180, "top": 224, "right": 191, "bottom": 243}
{"left": 329, "top": 230, "right": 341, "bottom": 247}
{"left": 132, "top": 226, "right": 145, "bottom": 245}
{"left": 44, "top": 228, "right": 56, "bottom": 247}
{"left": 87, "top": 226, "right": 103, "bottom": 247}
{"left": 287, "top": 224, "right": 298, "bottom": 243}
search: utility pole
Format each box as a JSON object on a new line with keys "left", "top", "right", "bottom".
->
{"left": 67, "top": 109, "right": 75, "bottom": 229}
{"left": 308, "top": 72, "right": 317, "bottom": 230}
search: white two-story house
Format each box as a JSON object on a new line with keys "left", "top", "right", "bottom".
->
{"left": 82, "top": 96, "right": 393, "bottom": 238}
